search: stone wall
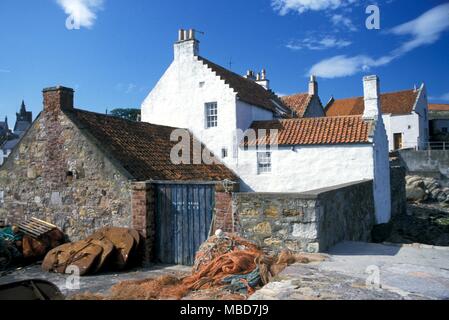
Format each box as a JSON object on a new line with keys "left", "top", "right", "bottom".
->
{"left": 390, "top": 165, "right": 407, "bottom": 218}
{"left": 131, "top": 182, "right": 155, "bottom": 263}
{"left": 0, "top": 109, "right": 133, "bottom": 241}
{"left": 234, "top": 180, "right": 375, "bottom": 253}
{"left": 397, "top": 149, "right": 449, "bottom": 176}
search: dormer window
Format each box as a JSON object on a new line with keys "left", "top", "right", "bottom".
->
{"left": 205, "top": 102, "right": 218, "bottom": 128}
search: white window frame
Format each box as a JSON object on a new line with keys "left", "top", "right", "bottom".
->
{"left": 257, "top": 152, "right": 272, "bottom": 174}
{"left": 205, "top": 102, "right": 218, "bottom": 128}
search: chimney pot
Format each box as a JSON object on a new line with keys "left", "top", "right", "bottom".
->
{"left": 178, "top": 29, "right": 185, "bottom": 41}
{"left": 188, "top": 29, "right": 195, "bottom": 40}
{"left": 308, "top": 74, "right": 318, "bottom": 95}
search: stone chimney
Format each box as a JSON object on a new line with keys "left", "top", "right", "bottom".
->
{"left": 363, "top": 75, "right": 381, "bottom": 120}
{"left": 174, "top": 28, "right": 199, "bottom": 60}
{"left": 43, "top": 86, "right": 74, "bottom": 114}
{"left": 255, "top": 69, "right": 270, "bottom": 90}
{"left": 308, "top": 75, "right": 318, "bottom": 96}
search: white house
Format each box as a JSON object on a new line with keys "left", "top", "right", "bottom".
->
{"left": 141, "top": 29, "right": 391, "bottom": 224}
{"left": 325, "top": 85, "right": 429, "bottom": 151}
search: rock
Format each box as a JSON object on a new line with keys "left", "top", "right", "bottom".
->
{"left": 406, "top": 184, "right": 427, "bottom": 202}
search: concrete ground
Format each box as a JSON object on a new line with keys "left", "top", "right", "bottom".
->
{"left": 0, "top": 264, "right": 191, "bottom": 297}
{"left": 1, "top": 241, "right": 448, "bottom": 300}
{"left": 251, "top": 241, "right": 449, "bottom": 300}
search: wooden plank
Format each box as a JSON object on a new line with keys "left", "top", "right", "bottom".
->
{"left": 165, "top": 185, "right": 173, "bottom": 264}
{"left": 176, "top": 184, "right": 182, "bottom": 265}
{"left": 189, "top": 185, "right": 196, "bottom": 265}
{"left": 192, "top": 185, "right": 198, "bottom": 265}
{"left": 200, "top": 186, "right": 207, "bottom": 244}
{"left": 182, "top": 185, "right": 189, "bottom": 265}
{"left": 155, "top": 186, "right": 163, "bottom": 263}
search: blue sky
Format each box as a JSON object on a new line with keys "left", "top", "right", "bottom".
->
{"left": 1, "top": 0, "right": 448, "bottom": 124}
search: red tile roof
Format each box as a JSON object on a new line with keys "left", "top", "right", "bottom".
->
{"left": 64, "top": 109, "right": 237, "bottom": 182}
{"left": 198, "top": 57, "right": 288, "bottom": 114}
{"left": 429, "top": 103, "right": 449, "bottom": 111}
{"left": 325, "top": 89, "right": 419, "bottom": 116}
{"left": 245, "top": 116, "right": 372, "bottom": 146}
{"left": 281, "top": 93, "right": 313, "bottom": 117}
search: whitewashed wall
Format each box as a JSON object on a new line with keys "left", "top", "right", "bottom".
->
{"left": 415, "top": 85, "right": 429, "bottom": 150}
{"left": 372, "top": 115, "right": 392, "bottom": 224}
{"left": 382, "top": 86, "right": 429, "bottom": 151}
{"left": 141, "top": 40, "right": 276, "bottom": 169}
{"left": 237, "top": 144, "right": 374, "bottom": 192}
{"left": 141, "top": 50, "right": 238, "bottom": 168}
{"left": 384, "top": 113, "right": 419, "bottom": 151}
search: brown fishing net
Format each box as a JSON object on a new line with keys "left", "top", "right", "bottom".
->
{"left": 69, "top": 233, "right": 326, "bottom": 300}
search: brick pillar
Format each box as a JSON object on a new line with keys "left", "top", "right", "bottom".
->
{"left": 214, "top": 183, "right": 240, "bottom": 233}
{"left": 131, "top": 181, "right": 155, "bottom": 264}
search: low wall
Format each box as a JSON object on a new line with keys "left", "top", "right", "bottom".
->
{"left": 234, "top": 180, "right": 375, "bottom": 253}
{"left": 398, "top": 149, "right": 449, "bottom": 176}
{"left": 390, "top": 165, "right": 407, "bottom": 218}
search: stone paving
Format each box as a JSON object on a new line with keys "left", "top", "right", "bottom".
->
{"left": 251, "top": 241, "right": 449, "bottom": 300}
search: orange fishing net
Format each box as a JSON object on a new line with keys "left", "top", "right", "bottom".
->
{"left": 69, "top": 234, "right": 327, "bottom": 300}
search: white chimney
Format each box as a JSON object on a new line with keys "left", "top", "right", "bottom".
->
{"left": 174, "top": 28, "right": 199, "bottom": 60}
{"left": 363, "top": 75, "right": 381, "bottom": 120}
{"left": 255, "top": 68, "right": 270, "bottom": 90}
{"left": 308, "top": 75, "right": 318, "bottom": 95}
{"left": 244, "top": 70, "right": 256, "bottom": 80}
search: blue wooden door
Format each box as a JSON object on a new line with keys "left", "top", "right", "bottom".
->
{"left": 155, "top": 183, "right": 214, "bottom": 265}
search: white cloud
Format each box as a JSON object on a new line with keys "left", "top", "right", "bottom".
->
{"left": 56, "top": 0, "right": 104, "bottom": 29}
{"left": 389, "top": 3, "right": 449, "bottom": 55}
{"left": 308, "top": 3, "right": 449, "bottom": 78}
{"left": 271, "top": 0, "right": 357, "bottom": 15}
{"left": 331, "top": 14, "right": 357, "bottom": 31}
{"left": 287, "top": 36, "right": 351, "bottom": 50}
{"left": 309, "top": 55, "right": 376, "bottom": 78}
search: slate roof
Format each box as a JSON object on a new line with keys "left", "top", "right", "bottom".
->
{"left": 245, "top": 116, "right": 372, "bottom": 146}
{"left": 281, "top": 93, "right": 313, "bottom": 117}
{"left": 198, "top": 57, "right": 288, "bottom": 114}
{"left": 13, "top": 121, "right": 31, "bottom": 135}
{"left": 0, "top": 134, "right": 7, "bottom": 148}
{"left": 325, "top": 89, "right": 419, "bottom": 116}
{"left": 64, "top": 109, "right": 237, "bottom": 182}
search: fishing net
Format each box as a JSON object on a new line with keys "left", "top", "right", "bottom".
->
{"left": 69, "top": 233, "right": 327, "bottom": 300}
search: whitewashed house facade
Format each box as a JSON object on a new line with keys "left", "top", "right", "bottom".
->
{"left": 141, "top": 30, "right": 391, "bottom": 224}
{"left": 325, "top": 85, "right": 429, "bottom": 151}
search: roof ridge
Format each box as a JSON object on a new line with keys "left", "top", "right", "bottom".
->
{"left": 68, "top": 108, "right": 188, "bottom": 131}
{"left": 332, "top": 88, "right": 417, "bottom": 102}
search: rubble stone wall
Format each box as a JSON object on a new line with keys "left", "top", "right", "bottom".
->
{"left": 0, "top": 110, "right": 133, "bottom": 241}
{"left": 234, "top": 180, "right": 375, "bottom": 253}
{"left": 390, "top": 165, "right": 407, "bottom": 218}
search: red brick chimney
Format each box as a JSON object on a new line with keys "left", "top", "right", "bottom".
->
{"left": 42, "top": 86, "right": 74, "bottom": 114}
